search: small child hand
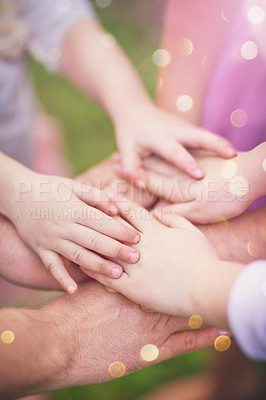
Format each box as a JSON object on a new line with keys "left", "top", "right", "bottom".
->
{"left": 6, "top": 172, "right": 140, "bottom": 294}
{"left": 114, "top": 103, "right": 236, "bottom": 186}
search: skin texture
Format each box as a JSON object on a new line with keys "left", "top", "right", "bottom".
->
{"left": 113, "top": 143, "right": 266, "bottom": 223}
{"left": 60, "top": 18, "right": 236, "bottom": 185}
{"left": 83, "top": 199, "right": 244, "bottom": 329}
{"left": 0, "top": 282, "right": 220, "bottom": 399}
{"left": 0, "top": 152, "right": 140, "bottom": 294}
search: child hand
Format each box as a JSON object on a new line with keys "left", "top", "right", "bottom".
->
{"left": 138, "top": 144, "right": 265, "bottom": 223}
{"left": 81, "top": 200, "right": 243, "bottom": 327}
{"left": 5, "top": 173, "right": 140, "bottom": 294}
{"left": 114, "top": 103, "right": 236, "bottom": 186}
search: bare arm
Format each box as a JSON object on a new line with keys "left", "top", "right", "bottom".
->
{"left": 0, "top": 281, "right": 220, "bottom": 399}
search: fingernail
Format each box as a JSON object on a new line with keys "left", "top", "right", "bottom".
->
{"left": 132, "top": 234, "right": 140, "bottom": 244}
{"left": 129, "top": 251, "right": 139, "bottom": 263}
{"left": 219, "top": 330, "right": 232, "bottom": 337}
{"left": 112, "top": 267, "right": 122, "bottom": 278}
{"left": 67, "top": 285, "right": 77, "bottom": 294}
{"left": 136, "top": 179, "right": 146, "bottom": 189}
{"left": 194, "top": 169, "right": 204, "bottom": 179}
{"left": 226, "top": 147, "right": 237, "bottom": 156}
{"left": 109, "top": 204, "right": 118, "bottom": 214}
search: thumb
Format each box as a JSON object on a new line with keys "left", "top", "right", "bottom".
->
{"left": 119, "top": 142, "right": 146, "bottom": 188}
{"left": 153, "top": 205, "right": 198, "bottom": 231}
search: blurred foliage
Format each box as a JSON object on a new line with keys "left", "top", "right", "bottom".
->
{"left": 28, "top": 0, "right": 213, "bottom": 399}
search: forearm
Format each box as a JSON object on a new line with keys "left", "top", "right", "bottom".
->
{"left": 0, "top": 151, "right": 33, "bottom": 219}
{"left": 0, "top": 307, "right": 67, "bottom": 399}
{"left": 60, "top": 19, "right": 151, "bottom": 126}
{"left": 245, "top": 142, "right": 266, "bottom": 201}
{"left": 199, "top": 206, "right": 266, "bottom": 264}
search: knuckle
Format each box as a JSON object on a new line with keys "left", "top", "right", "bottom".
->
{"left": 72, "top": 248, "right": 84, "bottom": 264}
{"left": 184, "top": 331, "right": 197, "bottom": 353}
{"left": 46, "top": 262, "right": 57, "bottom": 275}
{"left": 97, "top": 261, "right": 107, "bottom": 275}
{"left": 98, "top": 216, "right": 109, "bottom": 231}
{"left": 89, "top": 234, "right": 101, "bottom": 251}
{"left": 116, "top": 245, "right": 126, "bottom": 259}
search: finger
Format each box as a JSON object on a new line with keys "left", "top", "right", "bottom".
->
{"left": 150, "top": 139, "right": 205, "bottom": 180}
{"left": 77, "top": 205, "right": 140, "bottom": 245}
{"left": 61, "top": 223, "right": 140, "bottom": 263}
{"left": 110, "top": 197, "right": 156, "bottom": 232}
{"left": 80, "top": 267, "right": 131, "bottom": 292}
{"left": 58, "top": 240, "right": 125, "bottom": 278}
{"left": 119, "top": 143, "right": 146, "bottom": 188}
{"left": 145, "top": 170, "right": 194, "bottom": 203}
{"left": 153, "top": 207, "right": 198, "bottom": 231}
{"left": 40, "top": 250, "right": 78, "bottom": 294}
{"left": 183, "top": 129, "right": 237, "bottom": 159}
{"left": 155, "top": 202, "right": 204, "bottom": 224}
{"left": 73, "top": 182, "right": 118, "bottom": 217}
{"left": 164, "top": 326, "right": 221, "bottom": 357}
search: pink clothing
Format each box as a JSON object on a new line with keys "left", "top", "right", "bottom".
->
{"left": 201, "top": 7, "right": 266, "bottom": 151}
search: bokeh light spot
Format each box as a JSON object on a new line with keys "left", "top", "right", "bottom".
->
{"left": 230, "top": 109, "right": 248, "bottom": 128}
{"left": 229, "top": 176, "right": 249, "bottom": 197}
{"left": 220, "top": 160, "right": 237, "bottom": 179}
{"left": 176, "top": 95, "right": 193, "bottom": 112}
{"left": 247, "top": 240, "right": 260, "bottom": 258}
{"left": 96, "top": 0, "right": 112, "bottom": 8}
{"left": 152, "top": 49, "right": 171, "bottom": 67}
{"left": 177, "top": 38, "right": 194, "bottom": 56}
{"left": 140, "top": 344, "right": 159, "bottom": 362}
{"left": 101, "top": 33, "right": 116, "bottom": 48}
{"left": 215, "top": 244, "right": 230, "bottom": 260}
{"left": 104, "top": 286, "right": 117, "bottom": 294}
{"left": 189, "top": 314, "right": 203, "bottom": 329}
{"left": 108, "top": 361, "right": 126, "bottom": 378}
{"left": 56, "top": 0, "right": 71, "bottom": 12}
{"left": 221, "top": 11, "right": 229, "bottom": 22}
{"left": 248, "top": 6, "right": 265, "bottom": 25}
{"left": 1, "top": 330, "right": 15, "bottom": 344}
{"left": 262, "top": 158, "right": 266, "bottom": 172}
{"left": 47, "top": 47, "right": 61, "bottom": 62}
{"left": 241, "top": 41, "right": 259, "bottom": 60}
{"left": 157, "top": 77, "right": 163, "bottom": 90}
{"left": 214, "top": 335, "right": 231, "bottom": 352}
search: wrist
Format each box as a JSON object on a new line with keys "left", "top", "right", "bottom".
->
{"left": 191, "top": 259, "right": 244, "bottom": 329}
{"left": 244, "top": 142, "right": 266, "bottom": 201}
{"left": 0, "top": 153, "right": 35, "bottom": 219}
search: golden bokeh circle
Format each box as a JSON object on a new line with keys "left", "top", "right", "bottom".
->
{"left": 220, "top": 160, "right": 237, "bottom": 179}
{"left": 104, "top": 286, "right": 117, "bottom": 294}
{"left": 140, "top": 344, "right": 159, "bottom": 362}
{"left": 247, "top": 240, "right": 260, "bottom": 258}
{"left": 262, "top": 158, "right": 266, "bottom": 172}
{"left": 1, "top": 330, "right": 15, "bottom": 344}
{"left": 230, "top": 109, "right": 248, "bottom": 128}
{"left": 189, "top": 314, "right": 203, "bottom": 329}
{"left": 108, "top": 361, "right": 126, "bottom": 378}
{"left": 177, "top": 38, "right": 194, "bottom": 56}
{"left": 229, "top": 176, "right": 249, "bottom": 197}
{"left": 214, "top": 335, "right": 231, "bottom": 352}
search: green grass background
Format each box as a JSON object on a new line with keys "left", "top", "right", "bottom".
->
{"left": 29, "top": 1, "right": 213, "bottom": 398}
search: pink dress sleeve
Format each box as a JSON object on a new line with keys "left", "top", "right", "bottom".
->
{"left": 228, "top": 260, "right": 266, "bottom": 360}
